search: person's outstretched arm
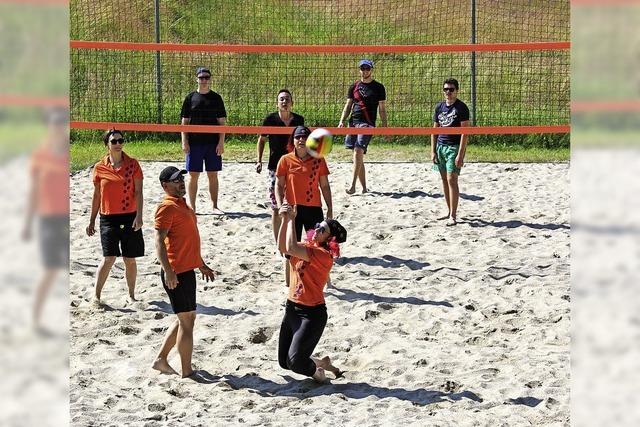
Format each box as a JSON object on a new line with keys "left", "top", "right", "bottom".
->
{"left": 277, "top": 204, "right": 309, "bottom": 261}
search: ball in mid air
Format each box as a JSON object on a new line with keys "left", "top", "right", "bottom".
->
{"left": 305, "top": 128, "right": 333, "bottom": 158}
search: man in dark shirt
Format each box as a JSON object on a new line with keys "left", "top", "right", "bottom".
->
{"left": 180, "top": 67, "right": 227, "bottom": 215}
{"left": 338, "top": 59, "right": 388, "bottom": 195}
{"left": 431, "top": 78, "right": 470, "bottom": 226}
{"left": 255, "top": 89, "right": 304, "bottom": 243}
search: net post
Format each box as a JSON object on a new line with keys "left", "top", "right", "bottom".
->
{"left": 154, "top": 0, "right": 163, "bottom": 124}
{"left": 470, "top": 0, "right": 477, "bottom": 126}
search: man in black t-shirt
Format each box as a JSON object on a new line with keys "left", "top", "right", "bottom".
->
{"left": 255, "top": 89, "right": 304, "bottom": 243}
{"left": 180, "top": 67, "right": 227, "bottom": 215}
{"left": 338, "top": 59, "right": 388, "bottom": 195}
{"left": 431, "top": 78, "right": 470, "bottom": 226}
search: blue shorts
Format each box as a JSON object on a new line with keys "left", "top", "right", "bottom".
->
{"left": 186, "top": 144, "right": 222, "bottom": 172}
{"left": 344, "top": 123, "right": 374, "bottom": 154}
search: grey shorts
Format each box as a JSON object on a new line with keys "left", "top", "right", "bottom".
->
{"left": 344, "top": 123, "right": 374, "bottom": 154}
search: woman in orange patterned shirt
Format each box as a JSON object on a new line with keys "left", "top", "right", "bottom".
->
{"left": 86, "top": 129, "right": 144, "bottom": 303}
{"left": 276, "top": 203, "right": 347, "bottom": 382}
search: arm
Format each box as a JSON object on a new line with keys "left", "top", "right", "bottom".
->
{"left": 256, "top": 135, "right": 266, "bottom": 173}
{"left": 455, "top": 120, "right": 470, "bottom": 168}
{"left": 22, "top": 171, "right": 38, "bottom": 240}
{"left": 181, "top": 117, "right": 190, "bottom": 154}
{"left": 133, "top": 178, "right": 143, "bottom": 231}
{"left": 277, "top": 205, "right": 310, "bottom": 261}
{"left": 275, "top": 175, "right": 286, "bottom": 209}
{"left": 86, "top": 182, "right": 101, "bottom": 236}
{"left": 155, "top": 228, "right": 178, "bottom": 289}
{"left": 216, "top": 117, "right": 226, "bottom": 155}
{"left": 319, "top": 175, "right": 333, "bottom": 219}
{"left": 431, "top": 122, "right": 439, "bottom": 164}
{"left": 338, "top": 99, "right": 354, "bottom": 127}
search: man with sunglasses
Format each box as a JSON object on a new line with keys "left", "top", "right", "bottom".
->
{"left": 431, "top": 78, "right": 470, "bottom": 226}
{"left": 180, "top": 66, "right": 227, "bottom": 215}
{"left": 338, "top": 58, "right": 388, "bottom": 195}
{"left": 153, "top": 166, "right": 215, "bottom": 378}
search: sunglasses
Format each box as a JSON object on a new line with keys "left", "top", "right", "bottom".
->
{"left": 110, "top": 138, "right": 125, "bottom": 144}
{"left": 198, "top": 75, "right": 211, "bottom": 80}
{"left": 360, "top": 66, "right": 372, "bottom": 71}
{"left": 314, "top": 223, "right": 327, "bottom": 234}
{"left": 168, "top": 176, "right": 185, "bottom": 183}
{"left": 443, "top": 87, "right": 456, "bottom": 92}
{"left": 294, "top": 135, "right": 308, "bottom": 140}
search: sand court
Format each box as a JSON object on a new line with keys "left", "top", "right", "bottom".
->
{"left": 70, "top": 161, "right": 569, "bottom": 425}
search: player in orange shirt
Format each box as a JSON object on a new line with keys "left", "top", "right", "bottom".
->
{"left": 277, "top": 203, "right": 347, "bottom": 382}
{"left": 86, "top": 129, "right": 144, "bottom": 304}
{"left": 275, "top": 126, "right": 333, "bottom": 286}
{"left": 152, "top": 166, "right": 215, "bottom": 378}
{"left": 22, "top": 107, "right": 69, "bottom": 331}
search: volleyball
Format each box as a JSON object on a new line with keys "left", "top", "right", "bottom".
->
{"left": 306, "top": 128, "right": 333, "bottom": 158}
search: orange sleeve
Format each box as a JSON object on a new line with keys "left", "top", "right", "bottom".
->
{"left": 91, "top": 164, "right": 100, "bottom": 184}
{"left": 275, "top": 156, "right": 288, "bottom": 177}
{"left": 319, "top": 159, "right": 330, "bottom": 176}
{"left": 308, "top": 246, "right": 333, "bottom": 268}
{"left": 154, "top": 204, "right": 173, "bottom": 230}
{"left": 132, "top": 160, "right": 143, "bottom": 180}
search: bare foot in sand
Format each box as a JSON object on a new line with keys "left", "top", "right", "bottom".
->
{"left": 152, "top": 358, "right": 179, "bottom": 375}
{"left": 446, "top": 217, "right": 457, "bottom": 226}
{"left": 361, "top": 188, "right": 368, "bottom": 194}
{"left": 212, "top": 207, "right": 225, "bottom": 215}
{"left": 345, "top": 187, "right": 356, "bottom": 195}
{"left": 437, "top": 213, "right": 450, "bottom": 221}
{"left": 312, "top": 367, "right": 327, "bottom": 383}
{"left": 313, "top": 356, "right": 342, "bottom": 378}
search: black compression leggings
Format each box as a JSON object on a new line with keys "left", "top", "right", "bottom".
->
{"left": 278, "top": 300, "right": 327, "bottom": 377}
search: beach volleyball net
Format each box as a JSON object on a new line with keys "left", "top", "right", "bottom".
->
{"left": 70, "top": 0, "right": 570, "bottom": 142}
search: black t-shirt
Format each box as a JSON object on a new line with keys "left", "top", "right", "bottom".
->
{"left": 347, "top": 80, "right": 386, "bottom": 125}
{"left": 261, "top": 112, "right": 305, "bottom": 171}
{"left": 433, "top": 99, "right": 470, "bottom": 145}
{"left": 180, "top": 90, "right": 227, "bottom": 145}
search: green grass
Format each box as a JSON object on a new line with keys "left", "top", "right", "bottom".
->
{"left": 70, "top": 1, "right": 570, "bottom": 149}
{"left": 0, "top": 123, "right": 47, "bottom": 162}
{"left": 70, "top": 139, "right": 569, "bottom": 172}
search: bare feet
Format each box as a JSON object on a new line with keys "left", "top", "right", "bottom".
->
{"left": 361, "top": 188, "right": 368, "bottom": 194}
{"left": 211, "top": 207, "right": 225, "bottom": 215}
{"left": 91, "top": 297, "right": 104, "bottom": 307}
{"left": 181, "top": 369, "right": 195, "bottom": 378}
{"left": 152, "top": 358, "right": 179, "bottom": 375}
{"left": 446, "top": 217, "right": 457, "bottom": 226}
{"left": 437, "top": 213, "right": 450, "bottom": 221}
{"left": 312, "top": 367, "right": 327, "bottom": 383}
{"left": 345, "top": 187, "right": 356, "bottom": 195}
{"left": 313, "top": 356, "right": 342, "bottom": 378}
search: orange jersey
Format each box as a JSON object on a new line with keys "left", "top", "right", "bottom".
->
{"left": 92, "top": 153, "right": 143, "bottom": 215}
{"left": 276, "top": 153, "right": 329, "bottom": 207}
{"left": 288, "top": 245, "right": 333, "bottom": 306}
{"left": 154, "top": 196, "right": 203, "bottom": 274}
{"left": 30, "top": 145, "right": 69, "bottom": 216}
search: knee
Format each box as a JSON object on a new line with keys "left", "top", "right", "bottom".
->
{"left": 102, "top": 256, "right": 116, "bottom": 267}
{"left": 122, "top": 257, "right": 136, "bottom": 266}
{"left": 286, "top": 355, "right": 309, "bottom": 375}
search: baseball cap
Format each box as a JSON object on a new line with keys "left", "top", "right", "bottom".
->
{"left": 326, "top": 219, "right": 347, "bottom": 243}
{"left": 195, "top": 67, "right": 211, "bottom": 76}
{"left": 159, "top": 166, "right": 187, "bottom": 183}
{"left": 293, "top": 125, "right": 311, "bottom": 138}
{"left": 358, "top": 59, "right": 374, "bottom": 69}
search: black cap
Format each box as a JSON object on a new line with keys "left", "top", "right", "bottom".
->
{"left": 293, "top": 125, "right": 311, "bottom": 137}
{"left": 326, "top": 219, "right": 347, "bottom": 243}
{"left": 159, "top": 166, "right": 187, "bottom": 183}
{"left": 196, "top": 67, "right": 211, "bottom": 76}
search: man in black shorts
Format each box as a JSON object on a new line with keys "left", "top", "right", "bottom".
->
{"left": 152, "top": 166, "right": 215, "bottom": 378}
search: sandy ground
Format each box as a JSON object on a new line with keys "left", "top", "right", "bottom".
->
{"left": 69, "top": 160, "right": 570, "bottom": 426}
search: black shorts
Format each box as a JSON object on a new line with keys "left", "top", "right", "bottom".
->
{"left": 39, "top": 215, "right": 70, "bottom": 269}
{"left": 99, "top": 213, "right": 145, "bottom": 258}
{"left": 161, "top": 269, "right": 197, "bottom": 314}
{"left": 294, "top": 205, "right": 324, "bottom": 242}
